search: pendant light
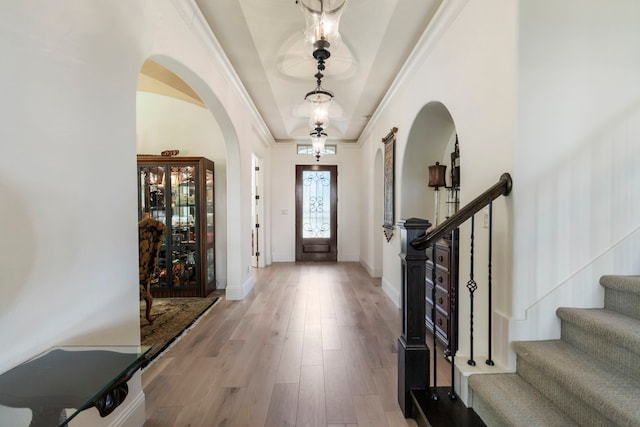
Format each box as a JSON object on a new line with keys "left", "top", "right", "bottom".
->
{"left": 310, "top": 127, "right": 327, "bottom": 162}
{"left": 298, "top": 0, "right": 348, "bottom": 69}
{"left": 304, "top": 71, "right": 333, "bottom": 131}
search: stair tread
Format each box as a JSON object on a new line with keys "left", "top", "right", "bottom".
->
{"left": 513, "top": 340, "right": 640, "bottom": 425}
{"left": 469, "top": 373, "right": 579, "bottom": 426}
{"left": 556, "top": 307, "right": 640, "bottom": 353}
{"left": 600, "top": 275, "right": 640, "bottom": 295}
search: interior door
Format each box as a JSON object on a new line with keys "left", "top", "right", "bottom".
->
{"left": 295, "top": 165, "right": 337, "bottom": 261}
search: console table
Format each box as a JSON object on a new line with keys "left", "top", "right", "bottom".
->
{"left": 0, "top": 346, "right": 150, "bottom": 427}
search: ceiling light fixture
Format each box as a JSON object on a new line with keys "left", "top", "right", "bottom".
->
{"left": 297, "top": 0, "right": 348, "bottom": 70}
{"left": 310, "top": 126, "right": 328, "bottom": 162}
{"left": 304, "top": 71, "right": 334, "bottom": 129}
{"left": 304, "top": 71, "right": 333, "bottom": 161}
{"left": 296, "top": 0, "right": 347, "bottom": 161}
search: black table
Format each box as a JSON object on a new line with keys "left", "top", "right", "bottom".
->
{"left": 0, "top": 346, "right": 150, "bottom": 426}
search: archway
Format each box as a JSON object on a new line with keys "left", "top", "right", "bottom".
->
{"left": 401, "top": 101, "right": 461, "bottom": 356}
{"left": 401, "top": 102, "right": 458, "bottom": 224}
{"left": 136, "top": 56, "right": 242, "bottom": 293}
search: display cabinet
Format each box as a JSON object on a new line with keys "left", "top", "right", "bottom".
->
{"left": 137, "top": 156, "right": 215, "bottom": 297}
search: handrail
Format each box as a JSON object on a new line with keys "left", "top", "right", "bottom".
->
{"left": 411, "top": 173, "right": 512, "bottom": 250}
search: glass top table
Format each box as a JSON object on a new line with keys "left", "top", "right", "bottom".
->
{"left": 0, "top": 346, "right": 150, "bottom": 427}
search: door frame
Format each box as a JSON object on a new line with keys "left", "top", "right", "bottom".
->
{"left": 295, "top": 164, "right": 338, "bottom": 262}
{"left": 251, "top": 154, "right": 265, "bottom": 268}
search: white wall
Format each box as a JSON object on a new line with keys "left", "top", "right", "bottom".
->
{"left": 510, "top": 0, "right": 640, "bottom": 354}
{"left": 0, "top": 0, "right": 272, "bottom": 424}
{"left": 360, "top": 147, "right": 384, "bottom": 278}
{"left": 270, "top": 143, "right": 361, "bottom": 262}
{"left": 136, "top": 91, "right": 228, "bottom": 288}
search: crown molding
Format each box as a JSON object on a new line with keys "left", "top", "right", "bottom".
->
{"left": 358, "top": 0, "right": 469, "bottom": 145}
{"left": 171, "top": 0, "right": 275, "bottom": 148}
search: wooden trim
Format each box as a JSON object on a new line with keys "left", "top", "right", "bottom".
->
{"left": 410, "top": 173, "right": 512, "bottom": 250}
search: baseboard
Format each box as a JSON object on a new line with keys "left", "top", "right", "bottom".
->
{"left": 338, "top": 253, "right": 359, "bottom": 262}
{"left": 108, "top": 389, "right": 146, "bottom": 427}
{"left": 382, "top": 276, "right": 401, "bottom": 308}
{"left": 225, "top": 274, "right": 254, "bottom": 300}
{"left": 360, "top": 259, "right": 382, "bottom": 278}
{"left": 68, "top": 374, "right": 146, "bottom": 426}
{"left": 272, "top": 252, "right": 293, "bottom": 262}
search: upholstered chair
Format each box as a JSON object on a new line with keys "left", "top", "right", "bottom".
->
{"left": 138, "top": 217, "right": 165, "bottom": 323}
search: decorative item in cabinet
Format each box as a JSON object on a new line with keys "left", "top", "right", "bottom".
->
{"left": 425, "top": 231, "right": 459, "bottom": 356}
{"left": 137, "top": 155, "right": 215, "bottom": 298}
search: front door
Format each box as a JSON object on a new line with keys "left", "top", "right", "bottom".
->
{"left": 295, "top": 165, "right": 337, "bottom": 261}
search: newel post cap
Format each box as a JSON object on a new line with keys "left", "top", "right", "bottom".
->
{"left": 398, "top": 218, "right": 431, "bottom": 259}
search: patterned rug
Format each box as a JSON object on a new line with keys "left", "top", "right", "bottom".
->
{"left": 140, "top": 296, "right": 220, "bottom": 364}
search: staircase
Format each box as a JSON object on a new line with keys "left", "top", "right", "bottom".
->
{"left": 469, "top": 275, "right": 640, "bottom": 426}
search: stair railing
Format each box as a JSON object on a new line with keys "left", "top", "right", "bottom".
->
{"left": 397, "top": 173, "right": 512, "bottom": 416}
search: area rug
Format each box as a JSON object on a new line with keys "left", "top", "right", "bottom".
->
{"left": 140, "top": 296, "right": 220, "bottom": 364}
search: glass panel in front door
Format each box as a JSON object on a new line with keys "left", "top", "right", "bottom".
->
{"left": 302, "top": 170, "right": 331, "bottom": 239}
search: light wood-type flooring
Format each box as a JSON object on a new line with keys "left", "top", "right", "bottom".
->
{"left": 142, "top": 262, "right": 450, "bottom": 427}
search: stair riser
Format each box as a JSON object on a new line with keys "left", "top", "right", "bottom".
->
{"left": 517, "top": 357, "right": 614, "bottom": 427}
{"left": 561, "top": 321, "right": 640, "bottom": 383}
{"left": 469, "top": 393, "right": 508, "bottom": 427}
{"left": 605, "top": 288, "right": 640, "bottom": 320}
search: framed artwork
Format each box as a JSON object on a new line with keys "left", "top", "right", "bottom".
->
{"left": 382, "top": 127, "right": 398, "bottom": 241}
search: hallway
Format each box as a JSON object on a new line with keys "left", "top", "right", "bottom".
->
{"left": 142, "top": 262, "right": 426, "bottom": 426}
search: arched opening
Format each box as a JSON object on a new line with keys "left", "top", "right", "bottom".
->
{"left": 135, "top": 57, "right": 241, "bottom": 295}
{"left": 401, "top": 100, "right": 461, "bottom": 357}
{"left": 136, "top": 59, "right": 227, "bottom": 292}
{"left": 401, "top": 102, "right": 458, "bottom": 224}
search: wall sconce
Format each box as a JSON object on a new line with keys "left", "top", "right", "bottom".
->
{"left": 446, "top": 138, "right": 460, "bottom": 218}
{"left": 428, "top": 161, "right": 447, "bottom": 226}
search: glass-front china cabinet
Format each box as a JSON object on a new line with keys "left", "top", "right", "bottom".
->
{"left": 137, "top": 156, "right": 215, "bottom": 297}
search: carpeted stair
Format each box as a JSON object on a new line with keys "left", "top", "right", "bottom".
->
{"left": 469, "top": 275, "right": 640, "bottom": 426}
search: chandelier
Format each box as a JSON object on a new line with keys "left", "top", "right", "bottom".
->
{"left": 297, "top": 0, "right": 347, "bottom": 161}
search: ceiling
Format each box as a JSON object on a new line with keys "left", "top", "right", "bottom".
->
{"left": 138, "top": 59, "right": 206, "bottom": 108}
{"left": 192, "top": 0, "right": 441, "bottom": 143}
{"left": 138, "top": 2, "right": 442, "bottom": 143}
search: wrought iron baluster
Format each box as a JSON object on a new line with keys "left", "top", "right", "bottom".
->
{"left": 448, "top": 227, "right": 459, "bottom": 400}
{"left": 467, "top": 215, "right": 477, "bottom": 366}
{"left": 431, "top": 242, "right": 439, "bottom": 401}
{"left": 486, "top": 202, "right": 495, "bottom": 366}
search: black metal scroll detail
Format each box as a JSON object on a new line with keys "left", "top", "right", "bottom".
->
{"left": 93, "top": 383, "right": 129, "bottom": 417}
{"left": 91, "top": 355, "right": 148, "bottom": 417}
{"left": 467, "top": 215, "right": 477, "bottom": 367}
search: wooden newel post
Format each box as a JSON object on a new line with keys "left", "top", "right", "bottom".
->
{"left": 397, "top": 218, "right": 431, "bottom": 416}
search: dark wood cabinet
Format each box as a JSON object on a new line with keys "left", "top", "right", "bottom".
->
{"left": 425, "top": 232, "right": 458, "bottom": 355}
{"left": 137, "top": 156, "right": 215, "bottom": 297}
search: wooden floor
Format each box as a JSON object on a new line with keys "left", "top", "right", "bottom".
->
{"left": 142, "top": 262, "right": 449, "bottom": 427}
